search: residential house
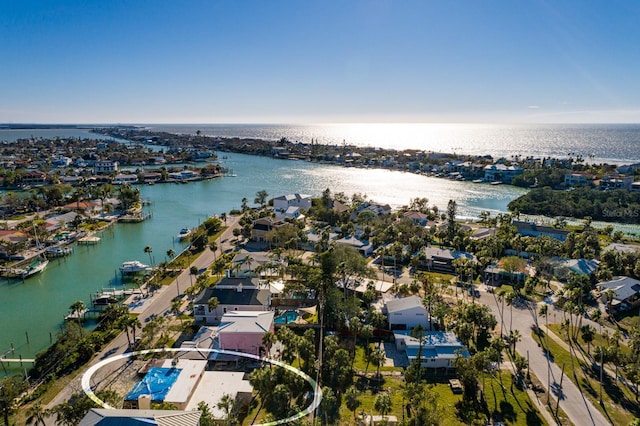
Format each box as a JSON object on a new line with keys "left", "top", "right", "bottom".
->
{"left": 551, "top": 257, "right": 599, "bottom": 281}
{"left": 273, "top": 193, "right": 312, "bottom": 218}
{"left": 420, "top": 247, "right": 476, "bottom": 274}
{"left": 597, "top": 276, "right": 640, "bottom": 311}
{"left": 601, "top": 243, "right": 640, "bottom": 254}
{"left": 394, "top": 331, "right": 469, "bottom": 369}
{"left": 385, "top": 296, "right": 430, "bottom": 331}
{"left": 564, "top": 173, "right": 593, "bottom": 187}
{"left": 94, "top": 160, "right": 118, "bottom": 175}
{"left": 402, "top": 211, "right": 429, "bottom": 226}
{"left": 350, "top": 202, "right": 392, "bottom": 222}
{"left": 79, "top": 409, "right": 201, "bottom": 426}
{"left": 335, "top": 235, "right": 373, "bottom": 256}
{"left": 600, "top": 174, "right": 634, "bottom": 190}
{"left": 483, "top": 164, "right": 523, "bottom": 183}
{"left": 251, "top": 217, "right": 286, "bottom": 243}
{"left": 229, "top": 250, "right": 273, "bottom": 277}
{"left": 113, "top": 173, "right": 138, "bottom": 185}
{"left": 192, "top": 277, "right": 270, "bottom": 324}
{"left": 168, "top": 170, "right": 199, "bottom": 180}
{"left": 513, "top": 220, "right": 569, "bottom": 242}
{"left": 21, "top": 170, "right": 48, "bottom": 185}
{"left": 217, "top": 311, "right": 275, "bottom": 356}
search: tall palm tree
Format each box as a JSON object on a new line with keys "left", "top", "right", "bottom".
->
{"left": 207, "top": 297, "right": 219, "bottom": 320}
{"left": 166, "top": 248, "right": 175, "bottom": 262}
{"left": 69, "top": 300, "right": 86, "bottom": 335}
{"left": 144, "top": 245, "right": 153, "bottom": 267}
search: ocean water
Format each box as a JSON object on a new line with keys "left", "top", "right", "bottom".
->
{"left": 149, "top": 123, "right": 640, "bottom": 165}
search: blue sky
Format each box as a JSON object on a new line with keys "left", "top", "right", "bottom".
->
{"left": 1, "top": 0, "right": 639, "bottom": 124}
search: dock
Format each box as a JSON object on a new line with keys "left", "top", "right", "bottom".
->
{"left": 65, "top": 308, "right": 89, "bottom": 321}
{"left": 118, "top": 212, "right": 152, "bottom": 223}
{"left": 78, "top": 236, "right": 101, "bottom": 245}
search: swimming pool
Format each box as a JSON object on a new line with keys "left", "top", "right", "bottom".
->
{"left": 274, "top": 310, "right": 299, "bottom": 324}
{"left": 125, "top": 367, "right": 181, "bottom": 402}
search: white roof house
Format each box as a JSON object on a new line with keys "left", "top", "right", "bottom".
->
{"left": 394, "top": 331, "right": 469, "bottom": 369}
{"left": 597, "top": 276, "right": 640, "bottom": 309}
{"left": 273, "top": 194, "right": 312, "bottom": 218}
{"left": 385, "top": 296, "right": 430, "bottom": 331}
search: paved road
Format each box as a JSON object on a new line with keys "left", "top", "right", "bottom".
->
{"left": 44, "top": 215, "right": 242, "bottom": 419}
{"left": 478, "top": 287, "right": 610, "bottom": 426}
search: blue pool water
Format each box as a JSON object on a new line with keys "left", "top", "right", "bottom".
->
{"left": 125, "top": 367, "right": 181, "bottom": 402}
{"left": 274, "top": 310, "right": 299, "bottom": 324}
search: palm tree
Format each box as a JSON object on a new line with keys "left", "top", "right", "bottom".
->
{"left": 69, "top": 300, "right": 86, "bottom": 335}
{"left": 344, "top": 386, "right": 361, "bottom": 422}
{"left": 261, "top": 331, "right": 276, "bottom": 358}
{"left": 171, "top": 299, "right": 183, "bottom": 325}
{"left": 26, "top": 402, "right": 49, "bottom": 425}
{"left": 374, "top": 393, "right": 392, "bottom": 419}
{"left": 216, "top": 393, "right": 235, "bottom": 424}
{"left": 509, "top": 329, "right": 521, "bottom": 354}
{"left": 207, "top": 297, "right": 219, "bottom": 320}
{"left": 144, "top": 245, "right": 154, "bottom": 267}
{"left": 166, "top": 248, "right": 175, "bottom": 262}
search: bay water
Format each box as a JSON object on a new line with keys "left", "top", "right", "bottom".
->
{"left": 0, "top": 151, "right": 525, "bottom": 373}
{"left": 1, "top": 122, "right": 639, "bottom": 375}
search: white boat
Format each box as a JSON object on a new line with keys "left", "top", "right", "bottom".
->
{"left": 177, "top": 228, "right": 192, "bottom": 240}
{"left": 119, "top": 260, "right": 150, "bottom": 274}
{"left": 45, "top": 246, "right": 73, "bottom": 257}
{"left": 19, "top": 256, "right": 49, "bottom": 279}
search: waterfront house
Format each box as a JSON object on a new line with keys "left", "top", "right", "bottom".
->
{"left": 513, "top": 220, "right": 569, "bottom": 242}
{"left": 597, "top": 276, "right": 640, "bottom": 311}
{"left": 192, "top": 277, "right": 270, "bottom": 324}
{"left": 564, "top": 173, "right": 593, "bottom": 187}
{"left": 217, "top": 310, "right": 275, "bottom": 356}
{"left": 599, "top": 174, "right": 634, "bottom": 190}
{"left": 113, "top": 173, "right": 138, "bottom": 185}
{"left": 394, "top": 331, "right": 469, "bottom": 369}
{"left": 273, "top": 193, "right": 312, "bottom": 216}
{"left": 21, "top": 170, "right": 48, "bottom": 185}
{"left": 385, "top": 296, "right": 430, "bottom": 331}
{"left": 483, "top": 164, "right": 523, "bottom": 183}
{"left": 168, "top": 169, "right": 199, "bottom": 180}
{"left": 94, "top": 160, "right": 118, "bottom": 175}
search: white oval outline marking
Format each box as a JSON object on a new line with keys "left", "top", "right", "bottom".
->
{"left": 82, "top": 347, "right": 322, "bottom": 426}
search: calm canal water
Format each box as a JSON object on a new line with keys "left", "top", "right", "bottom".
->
{"left": 0, "top": 152, "right": 526, "bottom": 375}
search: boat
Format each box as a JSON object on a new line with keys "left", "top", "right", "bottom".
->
{"left": 19, "top": 256, "right": 49, "bottom": 279}
{"left": 119, "top": 260, "right": 150, "bottom": 274}
{"left": 490, "top": 181, "right": 502, "bottom": 185}
{"left": 20, "top": 226, "right": 49, "bottom": 278}
{"left": 45, "top": 246, "right": 73, "bottom": 257}
{"left": 177, "top": 228, "right": 192, "bottom": 240}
